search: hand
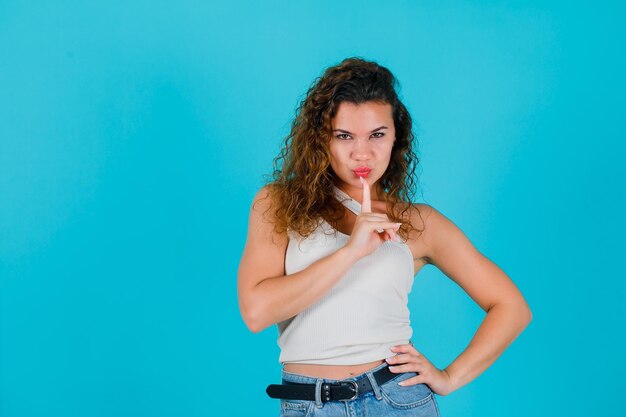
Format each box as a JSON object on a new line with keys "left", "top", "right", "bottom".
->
{"left": 385, "top": 343, "right": 456, "bottom": 396}
{"left": 344, "top": 177, "right": 402, "bottom": 260}
{"left": 359, "top": 176, "right": 401, "bottom": 243}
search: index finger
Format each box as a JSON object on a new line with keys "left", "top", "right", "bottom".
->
{"left": 360, "top": 176, "right": 372, "bottom": 213}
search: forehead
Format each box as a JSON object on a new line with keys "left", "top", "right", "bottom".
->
{"left": 332, "top": 101, "right": 393, "bottom": 128}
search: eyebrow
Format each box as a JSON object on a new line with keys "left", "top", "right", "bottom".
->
{"left": 332, "top": 126, "right": 389, "bottom": 134}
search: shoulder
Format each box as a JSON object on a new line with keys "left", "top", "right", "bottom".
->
{"left": 406, "top": 202, "right": 434, "bottom": 225}
{"left": 392, "top": 201, "right": 434, "bottom": 230}
{"left": 251, "top": 184, "right": 280, "bottom": 215}
{"left": 248, "top": 184, "right": 288, "bottom": 243}
{"left": 401, "top": 203, "right": 441, "bottom": 262}
{"left": 405, "top": 203, "right": 474, "bottom": 265}
{"left": 252, "top": 183, "right": 274, "bottom": 202}
{"left": 405, "top": 202, "right": 450, "bottom": 232}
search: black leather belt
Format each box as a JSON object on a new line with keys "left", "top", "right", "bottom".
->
{"left": 266, "top": 363, "right": 401, "bottom": 402}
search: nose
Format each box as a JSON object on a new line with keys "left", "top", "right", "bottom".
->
{"left": 350, "top": 139, "right": 373, "bottom": 160}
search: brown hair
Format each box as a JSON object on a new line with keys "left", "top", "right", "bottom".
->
{"left": 258, "top": 56, "right": 425, "bottom": 241}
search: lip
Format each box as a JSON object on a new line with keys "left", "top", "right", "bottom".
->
{"left": 352, "top": 167, "right": 371, "bottom": 178}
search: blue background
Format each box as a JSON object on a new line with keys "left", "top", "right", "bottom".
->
{"left": 1, "top": 1, "right": 624, "bottom": 416}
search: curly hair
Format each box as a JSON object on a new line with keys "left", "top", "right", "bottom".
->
{"left": 258, "top": 56, "right": 425, "bottom": 242}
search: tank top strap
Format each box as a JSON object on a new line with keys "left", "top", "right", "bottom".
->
{"left": 332, "top": 186, "right": 362, "bottom": 215}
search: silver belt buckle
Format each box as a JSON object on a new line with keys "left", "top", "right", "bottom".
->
{"left": 338, "top": 381, "right": 358, "bottom": 401}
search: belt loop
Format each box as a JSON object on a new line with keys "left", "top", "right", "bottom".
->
{"left": 314, "top": 378, "right": 324, "bottom": 408}
{"left": 365, "top": 370, "right": 383, "bottom": 400}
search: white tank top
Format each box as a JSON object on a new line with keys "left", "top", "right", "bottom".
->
{"left": 277, "top": 185, "right": 416, "bottom": 365}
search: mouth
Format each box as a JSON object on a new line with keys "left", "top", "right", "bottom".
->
{"left": 352, "top": 168, "right": 372, "bottom": 178}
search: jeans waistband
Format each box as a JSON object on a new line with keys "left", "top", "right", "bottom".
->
{"left": 279, "top": 361, "right": 395, "bottom": 409}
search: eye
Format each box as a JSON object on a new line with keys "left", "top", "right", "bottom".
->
{"left": 336, "top": 134, "right": 351, "bottom": 140}
{"left": 371, "top": 132, "right": 385, "bottom": 139}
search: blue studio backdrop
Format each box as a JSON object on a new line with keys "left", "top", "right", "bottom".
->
{"left": 1, "top": 1, "right": 624, "bottom": 416}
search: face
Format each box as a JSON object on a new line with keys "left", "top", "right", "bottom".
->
{"left": 329, "top": 101, "right": 396, "bottom": 198}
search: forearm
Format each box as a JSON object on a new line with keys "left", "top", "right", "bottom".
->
{"left": 444, "top": 302, "right": 532, "bottom": 392}
{"left": 249, "top": 246, "right": 359, "bottom": 332}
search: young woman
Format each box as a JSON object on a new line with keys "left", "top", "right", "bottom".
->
{"left": 237, "top": 57, "right": 532, "bottom": 417}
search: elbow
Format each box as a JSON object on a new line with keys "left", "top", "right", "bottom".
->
{"left": 521, "top": 296, "right": 533, "bottom": 324}
{"left": 491, "top": 300, "right": 533, "bottom": 326}
{"left": 518, "top": 302, "right": 533, "bottom": 327}
{"left": 510, "top": 302, "right": 533, "bottom": 333}
{"left": 240, "top": 303, "right": 268, "bottom": 334}
{"left": 245, "top": 321, "right": 263, "bottom": 334}
{"left": 244, "top": 315, "right": 264, "bottom": 334}
{"left": 239, "top": 284, "right": 264, "bottom": 333}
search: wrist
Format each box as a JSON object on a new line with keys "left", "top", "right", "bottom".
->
{"left": 337, "top": 245, "right": 361, "bottom": 264}
{"left": 442, "top": 367, "right": 461, "bottom": 392}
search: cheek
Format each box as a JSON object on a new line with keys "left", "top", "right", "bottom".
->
{"left": 328, "top": 157, "right": 344, "bottom": 177}
{"left": 329, "top": 145, "right": 346, "bottom": 163}
{"left": 328, "top": 151, "right": 341, "bottom": 170}
{"left": 372, "top": 144, "right": 393, "bottom": 159}
{"left": 328, "top": 150, "right": 337, "bottom": 164}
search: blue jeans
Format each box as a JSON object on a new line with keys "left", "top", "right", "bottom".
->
{"left": 278, "top": 361, "right": 441, "bottom": 416}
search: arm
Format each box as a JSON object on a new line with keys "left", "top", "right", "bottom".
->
{"left": 388, "top": 204, "right": 533, "bottom": 393}
{"left": 237, "top": 186, "right": 360, "bottom": 333}
{"left": 422, "top": 205, "right": 532, "bottom": 392}
{"left": 239, "top": 183, "right": 403, "bottom": 333}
